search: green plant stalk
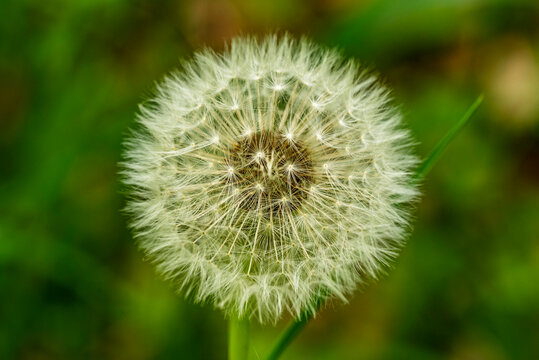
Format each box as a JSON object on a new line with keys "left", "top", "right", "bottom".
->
{"left": 229, "top": 316, "right": 250, "bottom": 360}
{"left": 265, "top": 94, "right": 484, "bottom": 360}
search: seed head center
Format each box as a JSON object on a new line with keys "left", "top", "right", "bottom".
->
{"left": 228, "top": 131, "right": 313, "bottom": 215}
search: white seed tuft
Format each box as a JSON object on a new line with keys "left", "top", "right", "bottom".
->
{"left": 122, "top": 35, "right": 419, "bottom": 324}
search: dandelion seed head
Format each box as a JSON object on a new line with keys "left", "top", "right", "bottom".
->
{"left": 122, "top": 35, "right": 418, "bottom": 323}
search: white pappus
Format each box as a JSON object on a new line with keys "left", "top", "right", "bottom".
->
{"left": 122, "top": 35, "right": 419, "bottom": 324}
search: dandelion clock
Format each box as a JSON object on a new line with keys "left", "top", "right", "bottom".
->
{"left": 122, "top": 35, "right": 421, "bottom": 359}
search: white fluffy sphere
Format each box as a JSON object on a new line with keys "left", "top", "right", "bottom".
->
{"left": 122, "top": 35, "right": 418, "bottom": 323}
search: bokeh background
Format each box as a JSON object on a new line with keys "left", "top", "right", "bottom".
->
{"left": 1, "top": 0, "right": 538, "bottom": 359}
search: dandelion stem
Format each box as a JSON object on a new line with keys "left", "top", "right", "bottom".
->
{"left": 229, "top": 316, "right": 250, "bottom": 360}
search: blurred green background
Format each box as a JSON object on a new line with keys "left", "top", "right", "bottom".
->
{"left": 1, "top": 0, "right": 538, "bottom": 359}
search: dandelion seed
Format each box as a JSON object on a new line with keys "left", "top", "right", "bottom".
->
{"left": 122, "top": 35, "right": 418, "bottom": 323}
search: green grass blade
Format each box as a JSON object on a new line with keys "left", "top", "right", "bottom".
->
{"left": 265, "top": 317, "right": 309, "bottom": 360}
{"left": 413, "top": 94, "right": 484, "bottom": 182}
{"left": 264, "top": 95, "right": 483, "bottom": 360}
{"left": 265, "top": 295, "right": 325, "bottom": 360}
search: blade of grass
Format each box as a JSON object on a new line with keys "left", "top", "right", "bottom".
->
{"left": 265, "top": 296, "right": 325, "bottom": 360}
{"left": 413, "top": 94, "right": 484, "bottom": 182}
{"left": 265, "top": 317, "right": 309, "bottom": 360}
{"left": 265, "top": 94, "right": 483, "bottom": 360}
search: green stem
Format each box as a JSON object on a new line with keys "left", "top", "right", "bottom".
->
{"left": 229, "top": 316, "right": 250, "bottom": 360}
